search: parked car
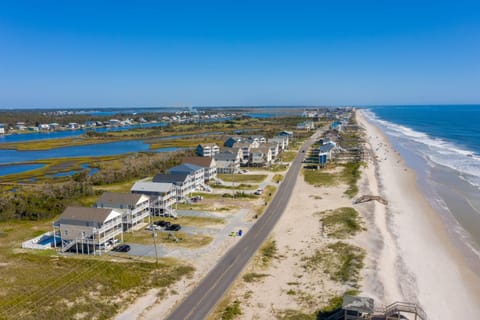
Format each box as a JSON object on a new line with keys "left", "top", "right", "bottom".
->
{"left": 117, "top": 244, "right": 131, "bottom": 252}
{"left": 146, "top": 224, "right": 162, "bottom": 231}
{"left": 166, "top": 224, "right": 181, "bottom": 231}
{"left": 254, "top": 189, "right": 263, "bottom": 195}
{"left": 112, "top": 244, "right": 130, "bottom": 252}
{"left": 154, "top": 220, "right": 168, "bottom": 227}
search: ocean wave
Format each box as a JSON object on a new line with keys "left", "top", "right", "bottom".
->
{"left": 363, "top": 109, "right": 480, "bottom": 190}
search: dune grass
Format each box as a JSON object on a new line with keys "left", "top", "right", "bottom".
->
{"left": 218, "top": 174, "right": 267, "bottom": 183}
{"left": 303, "top": 169, "right": 337, "bottom": 187}
{"left": 319, "top": 207, "right": 364, "bottom": 239}
{"left": 301, "top": 241, "right": 365, "bottom": 286}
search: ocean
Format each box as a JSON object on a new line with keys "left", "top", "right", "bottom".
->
{"left": 363, "top": 105, "right": 480, "bottom": 267}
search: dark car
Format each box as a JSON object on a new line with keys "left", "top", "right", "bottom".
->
{"left": 166, "top": 224, "right": 181, "bottom": 231}
{"left": 113, "top": 244, "right": 131, "bottom": 252}
{"left": 154, "top": 220, "right": 168, "bottom": 227}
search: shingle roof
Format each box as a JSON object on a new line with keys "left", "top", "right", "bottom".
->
{"left": 182, "top": 156, "right": 214, "bottom": 168}
{"left": 169, "top": 163, "right": 203, "bottom": 174}
{"left": 96, "top": 192, "right": 144, "bottom": 207}
{"left": 152, "top": 173, "right": 189, "bottom": 184}
{"left": 131, "top": 181, "right": 173, "bottom": 194}
{"left": 59, "top": 206, "right": 117, "bottom": 224}
{"left": 215, "top": 152, "right": 238, "bottom": 161}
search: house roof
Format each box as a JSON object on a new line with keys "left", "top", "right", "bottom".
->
{"left": 59, "top": 206, "right": 120, "bottom": 224}
{"left": 96, "top": 192, "right": 145, "bottom": 207}
{"left": 131, "top": 181, "right": 173, "bottom": 194}
{"left": 215, "top": 152, "right": 238, "bottom": 161}
{"left": 169, "top": 163, "right": 203, "bottom": 174}
{"left": 153, "top": 173, "right": 189, "bottom": 184}
{"left": 319, "top": 143, "right": 335, "bottom": 153}
{"left": 265, "top": 142, "right": 279, "bottom": 148}
{"left": 251, "top": 147, "right": 270, "bottom": 154}
{"left": 182, "top": 156, "right": 214, "bottom": 168}
{"left": 233, "top": 142, "right": 251, "bottom": 148}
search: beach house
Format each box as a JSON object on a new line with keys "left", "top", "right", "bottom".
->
{"left": 131, "top": 181, "right": 177, "bottom": 216}
{"left": 169, "top": 163, "right": 206, "bottom": 190}
{"left": 268, "top": 135, "right": 289, "bottom": 150}
{"left": 0, "top": 124, "right": 5, "bottom": 135}
{"left": 95, "top": 192, "right": 150, "bottom": 231}
{"left": 248, "top": 135, "right": 266, "bottom": 144}
{"left": 224, "top": 136, "right": 244, "bottom": 148}
{"left": 182, "top": 156, "right": 217, "bottom": 182}
{"left": 296, "top": 121, "right": 315, "bottom": 130}
{"left": 152, "top": 173, "right": 195, "bottom": 201}
{"left": 319, "top": 140, "right": 337, "bottom": 165}
{"left": 278, "top": 130, "right": 294, "bottom": 138}
{"left": 196, "top": 143, "right": 220, "bottom": 157}
{"left": 214, "top": 148, "right": 242, "bottom": 174}
{"left": 266, "top": 142, "right": 280, "bottom": 159}
{"left": 249, "top": 147, "right": 272, "bottom": 166}
{"left": 55, "top": 206, "right": 123, "bottom": 254}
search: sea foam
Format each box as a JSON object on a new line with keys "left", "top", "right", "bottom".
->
{"left": 363, "top": 109, "right": 480, "bottom": 190}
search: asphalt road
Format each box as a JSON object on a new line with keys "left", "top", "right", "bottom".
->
{"left": 166, "top": 133, "right": 320, "bottom": 320}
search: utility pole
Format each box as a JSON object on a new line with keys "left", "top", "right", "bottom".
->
{"left": 152, "top": 227, "right": 159, "bottom": 278}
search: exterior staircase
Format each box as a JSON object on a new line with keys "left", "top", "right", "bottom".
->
{"left": 200, "top": 182, "right": 213, "bottom": 192}
{"left": 61, "top": 239, "right": 78, "bottom": 253}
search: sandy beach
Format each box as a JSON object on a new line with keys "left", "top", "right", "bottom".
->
{"left": 357, "top": 110, "right": 480, "bottom": 319}
{"left": 222, "top": 111, "right": 480, "bottom": 319}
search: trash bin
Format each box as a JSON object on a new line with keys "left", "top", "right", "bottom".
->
{"left": 237, "top": 229, "right": 243, "bottom": 236}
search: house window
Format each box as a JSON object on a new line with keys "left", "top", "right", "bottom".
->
{"left": 64, "top": 230, "right": 68, "bottom": 236}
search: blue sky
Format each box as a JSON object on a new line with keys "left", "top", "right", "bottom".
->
{"left": 0, "top": 0, "right": 479, "bottom": 107}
